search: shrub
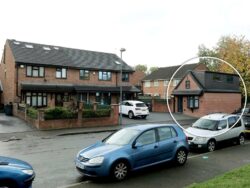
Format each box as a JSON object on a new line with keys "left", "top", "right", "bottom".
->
{"left": 44, "top": 107, "right": 76, "bottom": 120}
{"left": 97, "top": 104, "right": 111, "bottom": 110}
{"left": 27, "top": 107, "right": 38, "bottom": 119}
{"left": 83, "top": 109, "right": 111, "bottom": 118}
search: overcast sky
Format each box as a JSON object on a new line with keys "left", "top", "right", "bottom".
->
{"left": 0, "top": 0, "right": 250, "bottom": 68}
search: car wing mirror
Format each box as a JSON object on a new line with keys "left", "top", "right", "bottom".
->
{"left": 217, "top": 126, "right": 222, "bottom": 130}
{"left": 132, "top": 142, "right": 143, "bottom": 149}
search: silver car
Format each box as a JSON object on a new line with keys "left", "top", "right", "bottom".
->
{"left": 185, "top": 113, "right": 245, "bottom": 152}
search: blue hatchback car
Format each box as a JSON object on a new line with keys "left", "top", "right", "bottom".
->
{"left": 75, "top": 124, "right": 189, "bottom": 180}
{"left": 0, "top": 156, "right": 35, "bottom": 188}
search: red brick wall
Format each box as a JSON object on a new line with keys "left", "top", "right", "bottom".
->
{"left": 0, "top": 40, "right": 138, "bottom": 105}
{"left": 181, "top": 93, "right": 241, "bottom": 117}
{"left": 130, "top": 70, "right": 146, "bottom": 86}
{"left": 175, "top": 74, "right": 200, "bottom": 90}
{"left": 13, "top": 103, "right": 119, "bottom": 130}
{"left": 0, "top": 41, "right": 17, "bottom": 105}
{"left": 142, "top": 80, "right": 176, "bottom": 99}
{"left": 152, "top": 99, "right": 174, "bottom": 112}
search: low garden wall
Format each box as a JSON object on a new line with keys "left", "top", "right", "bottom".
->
{"left": 13, "top": 103, "right": 119, "bottom": 130}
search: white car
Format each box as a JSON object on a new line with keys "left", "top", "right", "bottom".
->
{"left": 185, "top": 113, "right": 245, "bottom": 152}
{"left": 119, "top": 100, "right": 149, "bottom": 119}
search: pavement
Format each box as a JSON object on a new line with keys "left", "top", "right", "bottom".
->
{"left": 0, "top": 112, "right": 197, "bottom": 141}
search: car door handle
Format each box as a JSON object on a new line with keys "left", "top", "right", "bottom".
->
{"left": 173, "top": 140, "right": 177, "bottom": 144}
{"left": 154, "top": 145, "right": 158, "bottom": 149}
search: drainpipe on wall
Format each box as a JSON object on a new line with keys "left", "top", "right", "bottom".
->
{"left": 15, "top": 64, "right": 21, "bottom": 98}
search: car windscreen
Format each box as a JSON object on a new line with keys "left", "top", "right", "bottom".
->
{"left": 192, "top": 118, "right": 219, "bottom": 131}
{"left": 136, "top": 103, "right": 146, "bottom": 107}
{"left": 104, "top": 129, "right": 140, "bottom": 145}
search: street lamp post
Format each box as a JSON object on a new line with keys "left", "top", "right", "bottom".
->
{"left": 119, "top": 48, "right": 126, "bottom": 126}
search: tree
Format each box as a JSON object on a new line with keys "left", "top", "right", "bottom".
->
{"left": 134, "top": 64, "right": 148, "bottom": 73}
{"left": 197, "top": 35, "right": 250, "bottom": 98}
{"left": 149, "top": 66, "right": 158, "bottom": 74}
{"left": 197, "top": 44, "right": 219, "bottom": 71}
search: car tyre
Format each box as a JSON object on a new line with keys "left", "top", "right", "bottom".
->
{"left": 111, "top": 161, "right": 129, "bottom": 181}
{"left": 237, "top": 134, "right": 245, "bottom": 145}
{"left": 207, "top": 140, "right": 216, "bottom": 152}
{"left": 142, "top": 115, "right": 147, "bottom": 119}
{"left": 128, "top": 111, "right": 134, "bottom": 119}
{"left": 175, "top": 148, "right": 187, "bottom": 166}
{"left": 0, "top": 180, "right": 18, "bottom": 188}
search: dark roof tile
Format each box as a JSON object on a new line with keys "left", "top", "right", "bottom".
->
{"left": 8, "top": 39, "right": 133, "bottom": 72}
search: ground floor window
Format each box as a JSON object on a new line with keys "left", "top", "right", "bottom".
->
{"left": 25, "top": 92, "right": 47, "bottom": 107}
{"left": 187, "top": 96, "right": 199, "bottom": 109}
{"left": 96, "top": 92, "right": 111, "bottom": 105}
{"left": 78, "top": 93, "right": 89, "bottom": 103}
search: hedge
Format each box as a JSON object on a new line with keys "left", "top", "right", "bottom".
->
{"left": 27, "top": 107, "right": 38, "bottom": 119}
{"left": 82, "top": 109, "right": 111, "bottom": 118}
{"left": 44, "top": 107, "right": 77, "bottom": 120}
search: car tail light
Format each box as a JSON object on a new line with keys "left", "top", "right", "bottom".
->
{"left": 135, "top": 108, "right": 140, "bottom": 110}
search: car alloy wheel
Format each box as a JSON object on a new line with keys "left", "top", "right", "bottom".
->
{"left": 128, "top": 111, "right": 134, "bottom": 119}
{"left": 207, "top": 140, "right": 216, "bottom": 152}
{"left": 176, "top": 149, "right": 187, "bottom": 165}
{"left": 238, "top": 134, "right": 245, "bottom": 145}
{"left": 112, "top": 161, "right": 128, "bottom": 181}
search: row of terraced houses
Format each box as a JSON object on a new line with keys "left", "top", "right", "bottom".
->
{"left": 0, "top": 39, "right": 242, "bottom": 118}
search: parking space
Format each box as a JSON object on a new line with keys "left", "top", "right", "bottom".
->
{"left": 121, "top": 112, "right": 197, "bottom": 127}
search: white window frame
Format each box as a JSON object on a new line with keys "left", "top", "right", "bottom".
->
{"left": 144, "top": 81, "right": 151, "bottom": 87}
{"left": 154, "top": 80, "right": 159, "bottom": 87}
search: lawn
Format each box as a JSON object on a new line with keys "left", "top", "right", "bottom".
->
{"left": 187, "top": 164, "right": 250, "bottom": 188}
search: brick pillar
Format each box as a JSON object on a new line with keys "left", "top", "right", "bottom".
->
{"left": 111, "top": 104, "right": 119, "bottom": 125}
{"left": 77, "top": 102, "right": 83, "bottom": 127}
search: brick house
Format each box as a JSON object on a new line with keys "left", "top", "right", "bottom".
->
{"left": 142, "top": 63, "right": 207, "bottom": 99}
{"left": 172, "top": 71, "right": 241, "bottom": 117}
{"left": 0, "top": 39, "right": 140, "bottom": 108}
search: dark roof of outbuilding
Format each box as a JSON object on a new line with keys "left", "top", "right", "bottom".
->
{"left": 173, "top": 71, "right": 241, "bottom": 95}
{"left": 143, "top": 63, "right": 199, "bottom": 80}
{"left": 7, "top": 39, "right": 133, "bottom": 72}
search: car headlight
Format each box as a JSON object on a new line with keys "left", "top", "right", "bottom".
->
{"left": 194, "top": 136, "right": 207, "bottom": 143}
{"left": 88, "top": 156, "right": 104, "bottom": 165}
{"left": 22, "top": 169, "right": 34, "bottom": 175}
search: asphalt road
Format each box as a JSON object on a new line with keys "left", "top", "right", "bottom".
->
{"left": 1, "top": 131, "right": 250, "bottom": 188}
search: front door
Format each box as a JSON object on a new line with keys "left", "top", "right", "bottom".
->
{"left": 177, "top": 96, "right": 183, "bottom": 112}
{"left": 55, "top": 93, "right": 63, "bottom": 106}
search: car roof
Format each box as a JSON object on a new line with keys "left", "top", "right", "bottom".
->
{"left": 123, "top": 100, "right": 144, "bottom": 104}
{"left": 202, "top": 113, "right": 239, "bottom": 120}
{"left": 124, "top": 124, "right": 178, "bottom": 131}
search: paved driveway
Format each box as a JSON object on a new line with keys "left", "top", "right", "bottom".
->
{"left": 121, "top": 112, "right": 197, "bottom": 126}
{"left": 0, "top": 113, "right": 35, "bottom": 133}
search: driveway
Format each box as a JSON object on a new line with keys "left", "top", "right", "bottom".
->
{"left": 0, "top": 113, "right": 35, "bottom": 133}
{"left": 122, "top": 112, "right": 197, "bottom": 127}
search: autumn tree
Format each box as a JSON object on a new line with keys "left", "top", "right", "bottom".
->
{"left": 198, "top": 35, "right": 250, "bottom": 97}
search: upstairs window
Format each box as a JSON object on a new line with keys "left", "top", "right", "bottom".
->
{"left": 154, "top": 80, "right": 159, "bottom": 87}
{"left": 80, "top": 70, "right": 90, "bottom": 80}
{"left": 213, "top": 74, "right": 221, "bottom": 82}
{"left": 99, "top": 71, "right": 111, "bottom": 81}
{"left": 26, "top": 66, "right": 44, "bottom": 77}
{"left": 227, "top": 75, "right": 233, "bottom": 83}
{"left": 185, "top": 80, "right": 190, "bottom": 89}
{"left": 144, "top": 81, "right": 151, "bottom": 87}
{"left": 164, "top": 80, "right": 169, "bottom": 86}
{"left": 122, "top": 73, "right": 129, "bottom": 82}
{"left": 56, "top": 68, "right": 67, "bottom": 79}
{"left": 173, "top": 79, "right": 180, "bottom": 86}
